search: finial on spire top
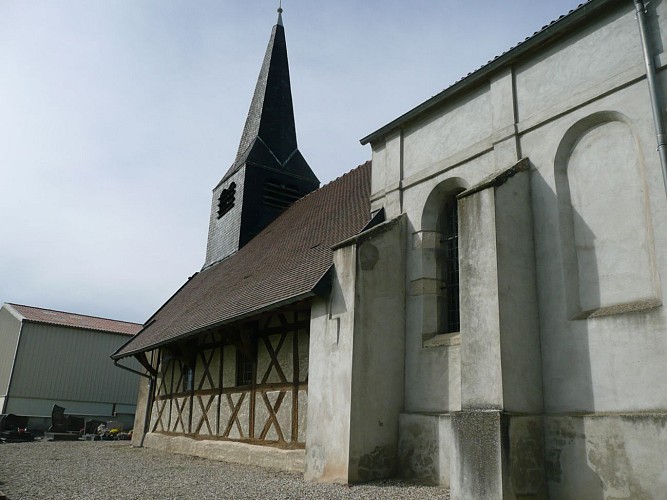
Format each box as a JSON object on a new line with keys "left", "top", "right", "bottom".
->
{"left": 277, "top": 1, "right": 283, "bottom": 26}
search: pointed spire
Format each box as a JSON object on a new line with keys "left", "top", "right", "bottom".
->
{"left": 220, "top": 5, "right": 318, "bottom": 186}
{"left": 204, "top": 8, "right": 319, "bottom": 267}
{"left": 227, "top": 7, "right": 295, "bottom": 173}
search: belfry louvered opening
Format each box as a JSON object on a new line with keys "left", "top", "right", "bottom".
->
{"left": 217, "top": 182, "right": 236, "bottom": 218}
{"left": 263, "top": 179, "right": 300, "bottom": 209}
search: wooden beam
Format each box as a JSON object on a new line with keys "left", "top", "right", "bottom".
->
{"left": 134, "top": 352, "right": 157, "bottom": 377}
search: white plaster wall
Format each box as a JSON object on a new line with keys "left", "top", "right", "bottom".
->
{"left": 365, "top": 0, "right": 667, "bottom": 492}
{"left": 131, "top": 376, "right": 151, "bottom": 447}
{"left": 398, "top": 412, "right": 453, "bottom": 487}
{"left": 348, "top": 217, "right": 406, "bottom": 482}
{"left": 304, "top": 247, "right": 356, "bottom": 483}
{"left": 402, "top": 85, "right": 492, "bottom": 180}
{"left": 370, "top": 132, "right": 401, "bottom": 199}
{"left": 494, "top": 169, "right": 543, "bottom": 413}
{"left": 458, "top": 189, "right": 503, "bottom": 409}
{"left": 545, "top": 414, "right": 667, "bottom": 499}
{"left": 402, "top": 154, "right": 494, "bottom": 413}
{"left": 521, "top": 80, "right": 667, "bottom": 412}
{"left": 372, "top": 1, "right": 667, "bottom": 416}
{"left": 515, "top": 4, "right": 639, "bottom": 122}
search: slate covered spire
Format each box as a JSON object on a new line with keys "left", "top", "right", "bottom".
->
{"left": 204, "top": 9, "right": 320, "bottom": 269}
{"left": 221, "top": 8, "right": 318, "bottom": 184}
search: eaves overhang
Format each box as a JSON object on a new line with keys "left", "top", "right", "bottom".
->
{"left": 360, "top": 0, "right": 623, "bottom": 146}
{"left": 110, "top": 263, "right": 336, "bottom": 360}
{"left": 111, "top": 289, "right": 319, "bottom": 360}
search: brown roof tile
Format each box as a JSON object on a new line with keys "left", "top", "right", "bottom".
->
{"left": 8, "top": 303, "right": 142, "bottom": 336}
{"left": 114, "top": 161, "right": 372, "bottom": 358}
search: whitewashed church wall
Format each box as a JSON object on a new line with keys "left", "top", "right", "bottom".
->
{"left": 305, "top": 250, "right": 356, "bottom": 483}
{"left": 370, "top": 131, "right": 401, "bottom": 215}
{"left": 515, "top": 6, "right": 640, "bottom": 124}
{"left": 347, "top": 216, "right": 406, "bottom": 482}
{"left": 544, "top": 414, "right": 667, "bottom": 499}
{"left": 371, "top": 1, "right": 667, "bottom": 417}
{"left": 401, "top": 153, "right": 493, "bottom": 413}
{"left": 521, "top": 78, "right": 667, "bottom": 414}
{"left": 458, "top": 189, "right": 503, "bottom": 409}
{"left": 365, "top": 1, "right": 667, "bottom": 493}
{"left": 492, "top": 167, "right": 543, "bottom": 413}
{"left": 402, "top": 85, "right": 492, "bottom": 181}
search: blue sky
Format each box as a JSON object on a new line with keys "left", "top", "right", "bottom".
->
{"left": 0, "top": 1, "right": 584, "bottom": 322}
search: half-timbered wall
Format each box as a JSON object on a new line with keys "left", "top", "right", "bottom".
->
{"left": 149, "top": 307, "right": 310, "bottom": 448}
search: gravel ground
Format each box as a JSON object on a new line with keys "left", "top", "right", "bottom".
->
{"left": 0, "top": 440, "right": 449, "bottom": 499}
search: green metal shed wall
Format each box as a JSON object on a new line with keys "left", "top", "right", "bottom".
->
{"left": 7, "top": 322, "right": 140, "bottom": 416}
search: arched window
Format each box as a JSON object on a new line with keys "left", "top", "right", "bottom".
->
{"left": 439, "top": 193, "right": 461, "bottom": 333}
{"left": 419, "top": 178, "right": 467, "bottom": 343}
{"left": 438, "top": 191, "right": 463, "bottom": 333}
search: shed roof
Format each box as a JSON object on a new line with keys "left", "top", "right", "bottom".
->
{"left": 6, "top": 303, "right": 141, "bottom": 336}
{"left": 113, "top": 161, "right": 373, "bottom": 359}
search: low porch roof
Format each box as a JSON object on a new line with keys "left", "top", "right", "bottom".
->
{"left": 113, "top": 161, "right": 373, "bottom": 359}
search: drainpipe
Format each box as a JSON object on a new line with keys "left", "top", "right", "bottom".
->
{"left": 634, "top": 0, "right": 667, "bottom": 196}
{"left": 113, "top": 358, "right": 154, "bottom": 448}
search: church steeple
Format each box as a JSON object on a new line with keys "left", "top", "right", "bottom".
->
{"left": 204, "top": 9, "right": 320, "bottom": 269}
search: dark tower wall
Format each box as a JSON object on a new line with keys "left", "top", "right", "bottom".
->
{"left": 205, "top": 168, "right": 245, "bottom": 268}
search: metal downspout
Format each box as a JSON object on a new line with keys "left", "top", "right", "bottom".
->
{"left": 113, "top": 358, "right": 154, "bottom": 448}
{"left": 634, "top": 0, "right": 667, "bottom": 196}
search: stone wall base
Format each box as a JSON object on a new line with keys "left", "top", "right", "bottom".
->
{"left": 399, "top": 410, "right": 667, "bottom": 499}
{"left": 545, "top": 413, "right": 667, "bottom": 499}
{"left": 143, "top": 433, "right": 305, "bottom": 473}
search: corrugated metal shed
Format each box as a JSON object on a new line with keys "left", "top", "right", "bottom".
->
{"left": 10, "top": 322, "right": 140, "bottom": 405}
{"left": 1, "top": 303, "right": 142, "bottom": 417}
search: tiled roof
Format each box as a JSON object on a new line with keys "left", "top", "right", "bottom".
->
{"left": 7, "top": 303, "right": 142, "bottom": 336}
{"left": 114, "top": 161, "right": 373, "bottom": 358}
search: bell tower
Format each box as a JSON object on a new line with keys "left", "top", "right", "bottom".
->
{"left": 204, "top": 8, "right": 320, "bottom": 268}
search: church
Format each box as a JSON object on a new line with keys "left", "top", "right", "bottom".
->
{"left": 113, "top": 1, "right": 667, "bottom": 497}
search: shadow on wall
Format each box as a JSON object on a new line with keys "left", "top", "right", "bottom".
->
{"left": 530, "top": 107, "right": 659, "bottom": 497}
{"left": 532, "top": 163, "right": 601, "bottom": 499}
